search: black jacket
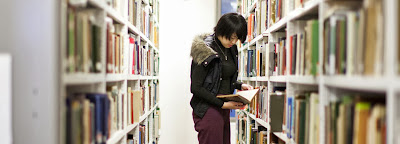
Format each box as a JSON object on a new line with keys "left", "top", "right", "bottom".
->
{"left": 190, "top": 33, "right": 243, "bottom": 118}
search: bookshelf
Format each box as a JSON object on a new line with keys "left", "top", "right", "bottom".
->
{"left": 235, "top": 0, "right": 398, "bottom": 143}
{"left": 59, "top": 0, "right": 161, "bottom": 144}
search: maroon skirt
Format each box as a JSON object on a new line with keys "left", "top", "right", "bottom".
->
{"left": 192, "top": 106, "right": 231, "bottom": 144}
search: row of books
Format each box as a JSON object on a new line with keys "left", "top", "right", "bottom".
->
{"left": 271, "top": 90, "right": 386, "bottom": 144}
{"left": 66, "top": 3, "right": 159, "bottom": 75}
{"left": 238, "top": 0, "right": 267, "bottom": 42}
{"left": 150, "top": 0, "right": 160, "bottom": 48}
{"left": 249, "top": 86, "right": 268, "bottom": 121}
{"left": 241, "top": 4, "right": 385, "bottom": 77}
{"left": 325, "top": 95, "right": 386, "bottom": 144}
{"left": 107, "top": 85, "right": 125, "bottom": 136}
{"left": 126, "top": 108, "right": 161, "bottom": 144}
{"left": 269, "top": 0, "right": 288, "bottom": 27}
{"left": 237, "top": 0, "right": 256, "bottom": 16}
{"left": 143, "top": 81, "right": 160, "bottom": 113}
{"left": 241, "top": 46, "right": 267, "bottom": 77}
{"left": 237, "top": 112, "right": 248, "bottom": 143}
{"left": 289, "top": 20, "right": 319, "bottom": 76}
{"left": 249, "top": 120, "right": 269, "bottom": 144}
{"left": 128, "top": 0, "right": 138, "bottom": 27}
{"left": 268, "top": 26, "right": 317, "bottom": 77}
{"left": 240, "top": 0, "right": 314, "bottom": 44}
{"left": 128, "top": 34, "right": 159, "bottom": 76}
{"left": 240, "top": 14, "right": 320, "bottom": 77}
{"left": 127, "top": 87, "right": 143, "bottom": 126}
{"left": 239, "top": 86, "right": 285, "bottom": 143}
{"left": 257, "top": 0, "right": 268, "bottom": 35}
{"left": 67, "top": 7, "right": 103, "bottom": 74}
{"left": 284, "top": 91, "right": 320, "bottom": 144}
{"left": 133, "top": 81, "right": 159, "bottom": 119}
{"left": 323, "top": 2, "right": 384, "bottom": 76}
{"left": 249, "top": 86, "right": 286, "bottom": 132}
{"left": 126, "top": 127, "right": 146, "bottom": 144}
{"left": 152, "top": 108, "right": 161, "bottom": 142}
{"left": 151, "top": 26, "right": 159, "bottom": 48}
{"left": 106, "top": 18, "right": 125, "bottom": 74}
{"left": 244, "top": 86, "right": 321, "bottom": 144}
{"left": 140, "top": 5, "right": 153, "bottom": 39}
{"left": 149, "top": 0, "right": 160, "bottom": 24}
{"left": 148, "top": 108, "right": 161, "bottom": 144}
{"left": 65, "top": 81, "right": 159, "bottom": 144}
{"left": 271, "top": 35, "right": 287, "bottom": 76}
{"left": 247, "top": 14, "right": 257, "bottom": 42}
{"left": 129, "top": 0, "right": 160, "bottom": 48}
{"left": 137, "top": 125, "right": 146, "bottom": 144}
{"left": 66, "top": 93, "right": 113, "bottom": 144}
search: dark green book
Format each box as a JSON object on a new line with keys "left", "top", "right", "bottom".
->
{"left": 270, "top": 92, "right": 285, "bottom": 132}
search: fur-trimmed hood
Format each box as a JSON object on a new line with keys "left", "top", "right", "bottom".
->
{"left": 190, "top": 33, "right": 217, "bottom": 65}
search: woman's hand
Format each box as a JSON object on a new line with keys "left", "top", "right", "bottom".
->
{"left": 241, "top": 83, "right": 253, "bottom": 90}
{"left": 221, "top": 101, "right": 245, "bottom": 109}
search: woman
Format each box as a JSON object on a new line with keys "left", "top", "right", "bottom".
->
{"left": 190, "top": 13, "right": 253, "bottom": 144}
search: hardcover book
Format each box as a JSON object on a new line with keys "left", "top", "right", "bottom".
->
{"left": 216, "top": 89, "right": 260, "bottom": 104}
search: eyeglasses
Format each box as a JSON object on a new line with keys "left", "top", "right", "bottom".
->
{"left": 229, "top": 36, "right": 238, "bottom": 42}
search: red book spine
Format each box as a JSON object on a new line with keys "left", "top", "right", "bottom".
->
{"left": 131, "top": 92, "right": 134, "bottom": 124}
{"left": 129, "top": 37, "right": 135, "bottom": 75}
{"left": 290, "top": 36, "right": 293, "bottom": 75}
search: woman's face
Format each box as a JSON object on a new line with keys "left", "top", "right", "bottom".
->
{"left": 218, "top": 33, "right": 239, "bottom": 48}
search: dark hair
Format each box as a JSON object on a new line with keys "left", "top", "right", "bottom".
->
{"left": 214, "top": 13, "right": 247, "bottom": 43}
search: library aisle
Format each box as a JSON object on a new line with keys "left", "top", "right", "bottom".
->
{"left": 1, "top": 0, "right": 400, "bottom": 144}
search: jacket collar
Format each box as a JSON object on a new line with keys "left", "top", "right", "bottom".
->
{"left": 190, "top": 33, "right": 217, "bottom": 65}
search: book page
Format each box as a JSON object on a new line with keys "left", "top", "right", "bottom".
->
{"left": 216, "top": 89, "right": 260, "bottom": 104}
{"left": 236, "top": 89, "right": 260, "bottom": 102}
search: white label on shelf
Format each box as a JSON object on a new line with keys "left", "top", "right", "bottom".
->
{"left": 0, "top": 53, "right": 12, "bottom": 144}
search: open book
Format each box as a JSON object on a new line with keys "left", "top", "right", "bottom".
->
{"left": 216, "top": 89, "right": 260, "bottom": 104}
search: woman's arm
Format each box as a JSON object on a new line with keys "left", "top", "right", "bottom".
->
{"left": 191, "top": 63, "right": 224, "bottom": 108}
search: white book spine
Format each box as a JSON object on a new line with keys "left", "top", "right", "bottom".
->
{"left": 346, "top": 12, "right": 356, "bottom": 76}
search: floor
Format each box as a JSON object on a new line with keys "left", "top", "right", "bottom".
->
{"left": 230, "top": 118, "right": 237, "bottom": 144}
